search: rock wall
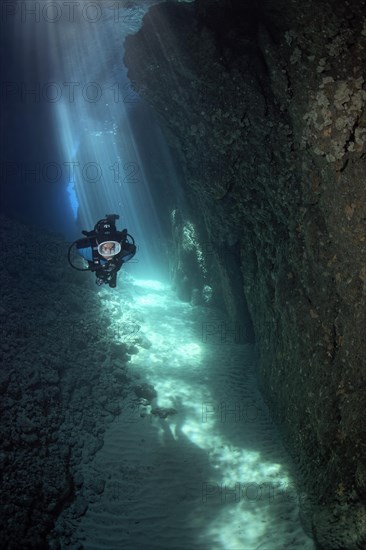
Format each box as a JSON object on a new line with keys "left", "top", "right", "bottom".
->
{"left": 124, "top": 1, "right": 366, "bottom": 547}
{"left": 0, "top": 216, "right": 139, "bottom": 548}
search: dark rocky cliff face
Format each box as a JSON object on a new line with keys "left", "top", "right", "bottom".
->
{"left": 124, "top": 0, "right": 366, "bottom": 547}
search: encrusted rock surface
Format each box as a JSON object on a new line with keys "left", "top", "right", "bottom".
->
{"left": 0, "top": 216, "right": 135, "bottom": 548}
{"left": 124, "top": 1, "right": 366, "bottom": 547}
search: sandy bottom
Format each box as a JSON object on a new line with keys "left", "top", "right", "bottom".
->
{"left": 54, "top": 277, "right": 315, "bottom": 550}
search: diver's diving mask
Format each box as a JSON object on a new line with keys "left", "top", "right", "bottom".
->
{"left": 97, "top": 240, "right": 121, "bottom": 257}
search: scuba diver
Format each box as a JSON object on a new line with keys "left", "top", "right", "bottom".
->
{"left": 68, "top": 214, "right": 136, "bottom": 288}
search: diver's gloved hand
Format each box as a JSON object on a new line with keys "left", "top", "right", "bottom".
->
{"left": 96, "top": 277, "right": 105, "bottom": 286}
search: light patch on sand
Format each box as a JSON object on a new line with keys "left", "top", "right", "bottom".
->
{"left": 62, "top": 276, "right": 315, "bottom": 550}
